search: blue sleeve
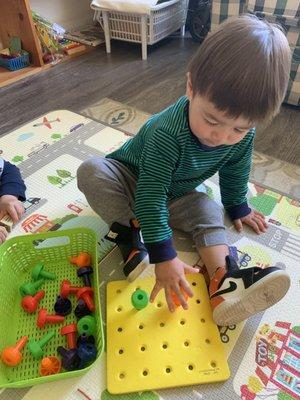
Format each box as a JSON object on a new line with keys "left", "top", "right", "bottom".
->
{"left": 0, "top": 161, "right": 26, "bottom": 201}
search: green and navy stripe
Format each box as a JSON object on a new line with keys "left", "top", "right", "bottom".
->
{"left": 107, "top": 96, "right": 254, "bottom": 263}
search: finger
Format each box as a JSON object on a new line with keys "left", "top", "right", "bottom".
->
{"left": 0, "top": 227, "right": 8, "bottom": 243}
{"left": 15, "top": 203, "right": 25, "bottom": 219}
{"left": 253, "top": 210, "right": 266, "bottom": 219}
{"left": 179, "top": 277, "right": 193, "bottom": 298}
{"left": 172, "top": 282, "right": 188, "bottom": 310}
{"left": 7, "top": 205, "right": 18, "bottom": 224}
{"left": 165, "top": 286, "right": 175, "bottom": 312}
{"left": 150, "top": 281, "right": 162, "bottom": 303}
{"left": 184, "top": 265, "right": 199, "bottom": 274}
{"left": 248, "top": 219, "right": 260, "bottom": 234}
{"left": 253, "top": 217, "right": 267, "bottom": 233}
{"left": 234, "top": 219, "right": 243, "bottom": 232}
{"left": 0, "top": 210, "right": 5, "bottom": 220}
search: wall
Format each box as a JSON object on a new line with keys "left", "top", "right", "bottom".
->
{"left": 29, "top": 0, "right": 94, "bottom": 31}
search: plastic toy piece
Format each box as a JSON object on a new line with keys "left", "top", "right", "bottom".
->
{"left": 70, "top": 252, "right": 91, "bottom": 268}
{"left": 37, "top": 308, "right": 65, "bottom": 328}
{"left": 76, "top": 287, "right": 94, "bottom": 312}
{"left": 77, "top": 315, "right": 96, "bottom": 336}
{"left": 131, "top": 289, "right": 149, "bottom": 310}
{"left": 1, "top": 336, "right": 28, "bottom": 366}
{"left": 21, "top": 290, "right": 45, "bottom": 314}
{"left": 61, "top": 323, "right": 77, "bottom": 349}
{"left": 54, "top": 295, "right": 72, "bottom": 316}
{"left": 77, "top": 343, "right": 97, "bottom": 369}
{"left": 60, "top": 279, "right": 80, "bottom": 299}
{"left": 19, "top": 279, "right": 44, "bottom": 297}
{"left": 77, "top": 333, "right": 95, "bottom": 347}
{"left": 77, "top": 266, "right": 93, "bottom": 287}
{"left": 171, "top": 288, "right": 189, "bottom": 308}
{"left": 74, "top": 299, "right": 91, "bottom": 320}
{"left": 31, "top": 262, "right": 56, "bottom": 281}
{"left": 28, "top": 330, "right": 55, "bottom": 359}
{"left": 40, "top": 356, "right": 61, "bottom": 376}
{"left": 57, "top": 346, "right": 81, "bottom": 371}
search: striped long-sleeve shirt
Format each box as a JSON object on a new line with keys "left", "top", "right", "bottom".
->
{"left": 107, "top": 96, "right": 254, "bottom": 263}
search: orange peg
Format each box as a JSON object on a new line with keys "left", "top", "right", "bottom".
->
{"left": 171, "top": 289, "right": 189, "bottom": 308}
{"left": 1, "top": 336, "right": 28, "bottom": 366}
{"left": 70, "top": 252, "right": 91, "bottom": 268}
{"left": 40, "top": 356, "right": 61, "bottom": 376}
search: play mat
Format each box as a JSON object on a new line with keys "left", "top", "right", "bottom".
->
{"left": 0, "top": 110, "right": 299, "bottom": 400}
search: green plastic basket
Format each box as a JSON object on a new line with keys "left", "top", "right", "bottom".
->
{"left": 0, "top": 228, "right": 104, "bottom": 388}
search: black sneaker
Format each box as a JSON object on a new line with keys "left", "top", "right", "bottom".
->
{"left": 209, "top": 256, "right": 291, "bottom": 326}
{"left": 105, "top": 220, "right": 149, "bottom": 282}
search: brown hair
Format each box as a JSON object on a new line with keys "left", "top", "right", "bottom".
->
{"left": 188, "top": 14, "right": 291, "bottom": 124}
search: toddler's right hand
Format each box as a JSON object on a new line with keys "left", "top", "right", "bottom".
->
{"left": 0, "top": 226, "right": 8, "bottom": 244}
{"left": 150, "top": 257, "right": 198, "bottom": 312}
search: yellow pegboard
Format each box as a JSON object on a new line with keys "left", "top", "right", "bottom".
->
{"left": 106, "top": 274, "right": 230, "bottom": 394}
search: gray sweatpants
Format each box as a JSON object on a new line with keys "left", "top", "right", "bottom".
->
{"left": 77, "top": 157, "right": 228, "bottom": 249}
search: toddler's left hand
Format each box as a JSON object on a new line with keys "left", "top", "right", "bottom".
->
{"left": 0, "top": 195, "right": 25, "bottom": 223}
{"left": 234, "top": 209, "right": 268, "bottom": 234}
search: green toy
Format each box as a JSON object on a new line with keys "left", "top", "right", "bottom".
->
{"left": 19, "top": 279, "right": 44, "bottom": 297}
{"left": 31, "top": 262, "right": 56, "bottom": 281}
{"left": 131, "top": 289, "right": 149, "bottom": 310}
{"left": 77, "top": 315, "right": 96, "bottom": 336}
{"left": 28, "top": 330, "right": 55, "bottom": 359}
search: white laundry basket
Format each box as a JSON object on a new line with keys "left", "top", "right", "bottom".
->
{"left": 92, "top": 0, "right": 188, "bottom": 60}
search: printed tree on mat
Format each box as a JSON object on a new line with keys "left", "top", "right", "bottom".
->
{"left": 51, "top": 133, "right": 62, "bottom": 141}
{"left": 12, "top": 155, "right": 24, "bottom": 163}
{"left": 101, "top": 390, "right": 159, "bottom": 399}
{"left": 47, "top": 169, "right": 75, "bottom": 188}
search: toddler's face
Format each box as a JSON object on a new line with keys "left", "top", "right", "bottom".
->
{"left": 186, "top": 79, "right": 253, "bottom": 147}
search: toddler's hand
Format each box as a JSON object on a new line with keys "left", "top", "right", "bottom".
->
{"left": 0, "top": 226, "right": 8, "bottom": 244}
{"left": 150, "top": 257, "right": 198, "bottom": 312}
{"left": 0, "top": 195, "right": 25, "bottom": 224}
{"left": 234, "top": 209, "right": 268, "bottom": 234}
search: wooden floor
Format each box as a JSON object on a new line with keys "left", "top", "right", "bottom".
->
{"left": 0, "top": 35, "right": 299, "bottom": 164}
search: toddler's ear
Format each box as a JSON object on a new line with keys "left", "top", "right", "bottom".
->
{"left": 186, "top": 72, "right": 193, "bottom": 100}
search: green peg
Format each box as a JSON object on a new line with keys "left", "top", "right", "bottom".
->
{"left": 31, "top": 262, "right": 56, "bottom": 281}
{"left": 131, "top": 289, "right": 149, "bottom": 310}
{"left": 77, "top": 315, "right": 96, "bottom": 336}
{"left": 19, "top": 279, "right": 44, "bottom": 297}
{"left": 28, "top": 330, "right": 55, "bottom": 359}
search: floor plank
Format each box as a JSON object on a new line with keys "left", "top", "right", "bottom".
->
{"left": 0, "top": 35, "right": 299, "bottom": 164}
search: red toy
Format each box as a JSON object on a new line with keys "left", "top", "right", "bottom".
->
{"left": 61, "top": 323, "right": 77, "bottom": 349}
{"left": 40, "top": 356, "right": 61, "bottom": 376}
{"left": 37, "top": 308, "right": 65, "bottom": 328}
{"left": 60, "top": 279, "right": 80, "bottom": 298}
{"left": 21, "top": 290, "right": 45, "bottom": 314}
{"left": 1, "top": 336, "right": 28, "bottom": 366}
{"left": 76, "top": 287, "right": 94, "bottom": 312}
{"left": 70, "top": 252, "right": 91, "bottom": 268}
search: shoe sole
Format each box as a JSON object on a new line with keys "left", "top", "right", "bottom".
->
{"left": 126, "top": 255, "right": 150, "bottom": 282}
{"left": 212, "top": 270, "right": 291, "bottom": 326}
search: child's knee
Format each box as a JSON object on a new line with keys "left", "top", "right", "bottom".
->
{"left": 77, "top": 157, "right": 104, "bottom": 191}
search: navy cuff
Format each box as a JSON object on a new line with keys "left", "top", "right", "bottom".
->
{"left": 145, "top": 238, "right": 177, "bottom": 264}
{"left": 0, "top": 183, "right": 26, "bottom": 201}
{"left": 226, "top": 202, "right": 251, "bottom": 220}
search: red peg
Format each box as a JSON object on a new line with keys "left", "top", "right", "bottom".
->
{"left": 60, "top": 280, "right": 80, "bottom": 299}
{"left": 70, "top": 252, "right": 91, "bottom": 268}
{"left": 21, "top": 290, "right": 45, "bottom": 314}
{"left": 37, "top": 308, "right": 65, "bottom": 328}
{"left": 76, "top": 287, "right": 94, "bottom": 312}
{"left": 61, "top": 323, "right": 77, "bottom": 349}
